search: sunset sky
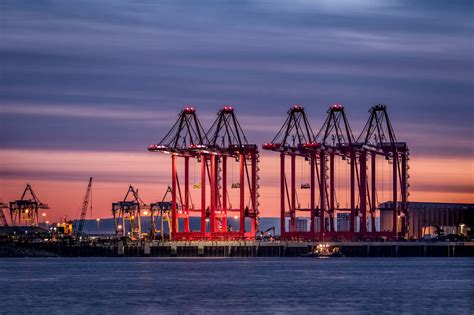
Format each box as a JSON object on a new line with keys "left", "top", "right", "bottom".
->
{"left": 1, "top": 0, "right": 473, "bottom": 221}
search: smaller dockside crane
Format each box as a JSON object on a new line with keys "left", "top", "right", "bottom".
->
{"left": 76, "top": 177, "right": 93, "bottom": 239}
{"left": 9, "top": 184, "right": 49, "bottom": 226}
{"left": 150, "top": 186, "right": 173, "bottom": 240}
{"left": 112, "top": 185, "right": 149, "bottom": 240}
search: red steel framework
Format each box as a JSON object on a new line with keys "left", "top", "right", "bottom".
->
{"left": 356, "top": 104, "right": 409, "bottom": 239}
{"left": 206, "top": 106, "right": 259, "bottom": 239}
{"left": 149, "top": 106, "right": 258, "bottom": 240}
{"left": 264, "top": 104, "right": 409, "bottom": 241}
{"left": 263, "top": 105, "right": 318, "bottom": 241}
{"left": 313, "top": 103, "right": 356, "bottom": 240}
{"left": 148, "top": 107, "right": 208, "bottom": 240}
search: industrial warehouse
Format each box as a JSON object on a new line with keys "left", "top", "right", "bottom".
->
{"left": 1, "top": 104, "right": 473, "bottom": 257}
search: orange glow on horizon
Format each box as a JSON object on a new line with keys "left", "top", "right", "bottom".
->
{"left": 0, "top": 149, "right": 472, "bottom": 222}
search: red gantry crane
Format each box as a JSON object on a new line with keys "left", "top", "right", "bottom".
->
{"left": 263, "top": 105, "right": 318, "bottom": 241}
{"left": 356, "top": 104, "right": 409, "bottom": 239}
{"left": 149, "top": 107, "right": 210, "bottom": 240}
{"left": 205, "top": 106, "right": 259, "bottom": 239}
{"left": 313, "top": 104, "right": 356, "bottom": 239}
{"left": 264, "top": 104, "right": 409, "bottom": 241}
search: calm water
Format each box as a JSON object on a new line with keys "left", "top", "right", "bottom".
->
{"left": 1, "top": 258, "right": 473, "bottom": 314}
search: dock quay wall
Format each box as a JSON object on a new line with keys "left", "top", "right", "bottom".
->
{"left": 2, "top": 241, "right": 473, "bottom": 257}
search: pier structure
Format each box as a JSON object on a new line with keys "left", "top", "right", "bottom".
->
{"left": 46, "top": 240, "right": 474, "bottom": 258}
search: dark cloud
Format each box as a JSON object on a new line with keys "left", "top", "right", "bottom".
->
{"left": 1, "top": 0, "right": 473, "bottom": 159}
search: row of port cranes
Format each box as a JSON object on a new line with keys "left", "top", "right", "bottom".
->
{"left": 111, "top": 184, "right": 175, "bottom": 241}
{"left": 2, "top": 181, "right": 90, "bottom": 238}
{"left": 0, "top": 179, "right": 175, "bottom": 241}
{"left": 148, "top": 106, "right": 259, "bottom": 241}
{"left": 1, "top": 104, "right": 407, "bottom": 242}
{"left": 262, "top": 104, "right": 409, "bottom": 241}
{"left": 1, "top": 179, "right": 175, "bottom": 241}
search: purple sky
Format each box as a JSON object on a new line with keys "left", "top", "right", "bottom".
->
{"left": 0, "top": 0, "right": 473, "bottom": 218}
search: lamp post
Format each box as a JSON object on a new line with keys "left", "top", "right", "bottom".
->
{"left": 42, "top": 212, "right": 46, "bottom": 225}
{"left": 233, "top": 215, "right": 239, "bottom": 231}
{"left": 96, "top": 218, "right": 101, "bottom": 235}
{"left": 143, "top": 211, "right": 149, "bottom": 236}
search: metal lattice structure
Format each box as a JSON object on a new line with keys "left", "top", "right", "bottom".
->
{"left": 314, "top": 104, "right": 355, "bottom": 237}
{"left": 9, "top": 184, "right": 49, "bottom": 227}
{"left": 356, "top": 104, "right": 409, "bottom": 238}
{"left": 149, "top": 186, "right": 172, "bottom": 240}
{"left": 264, "top": 104, "right": 409, "bottom": 241}
{"left": 149, "top": 106, "right": 259, "bottom": 240}
{"left": 0, "top": 202, "right": 8, "bottom": 226}
{"left": 149, "top": 107, "right": 209, "bottom": 240}
{"left": 76, "top": 177, "right": 92, "bottom": 237}
{"left": 263, "top": 105, "right": 318, "bottom": 240}
{"left": 205, "top": 106, "right": 259, "bottom": 239}
{"left": 112, "top": 185, "right": 149, "bottom": 239}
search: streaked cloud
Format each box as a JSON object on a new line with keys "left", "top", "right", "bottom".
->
{"left": 0, "top": 103, "right": 178, "bottom": 122}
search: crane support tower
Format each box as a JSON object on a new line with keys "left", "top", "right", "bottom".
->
{"left": 112, "top": 185, "right": 149, "bottom": 240}
{"left": 9, "top": 184, "right": 49, "bottom": 227}
{"left": 76, "top": 177, "right": 92, "bottom": 237}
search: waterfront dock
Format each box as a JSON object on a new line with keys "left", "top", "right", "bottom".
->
{"left": 3, "top": 241, "right": 473, "bottom": 258}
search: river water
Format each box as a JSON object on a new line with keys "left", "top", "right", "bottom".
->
{"left": 1, "top": 257, "right": 473, "bottom": 314}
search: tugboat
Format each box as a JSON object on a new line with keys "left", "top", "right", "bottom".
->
{"left": 302, "top": 243, "right": 343, "bottom": 258}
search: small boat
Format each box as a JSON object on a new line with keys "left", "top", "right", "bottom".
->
{"left": 301, "top": 243, "right": 343, "bottom": 257}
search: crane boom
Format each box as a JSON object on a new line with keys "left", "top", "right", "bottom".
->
{"left": 77, "top": 177, "right": 93, "bottom": 236}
